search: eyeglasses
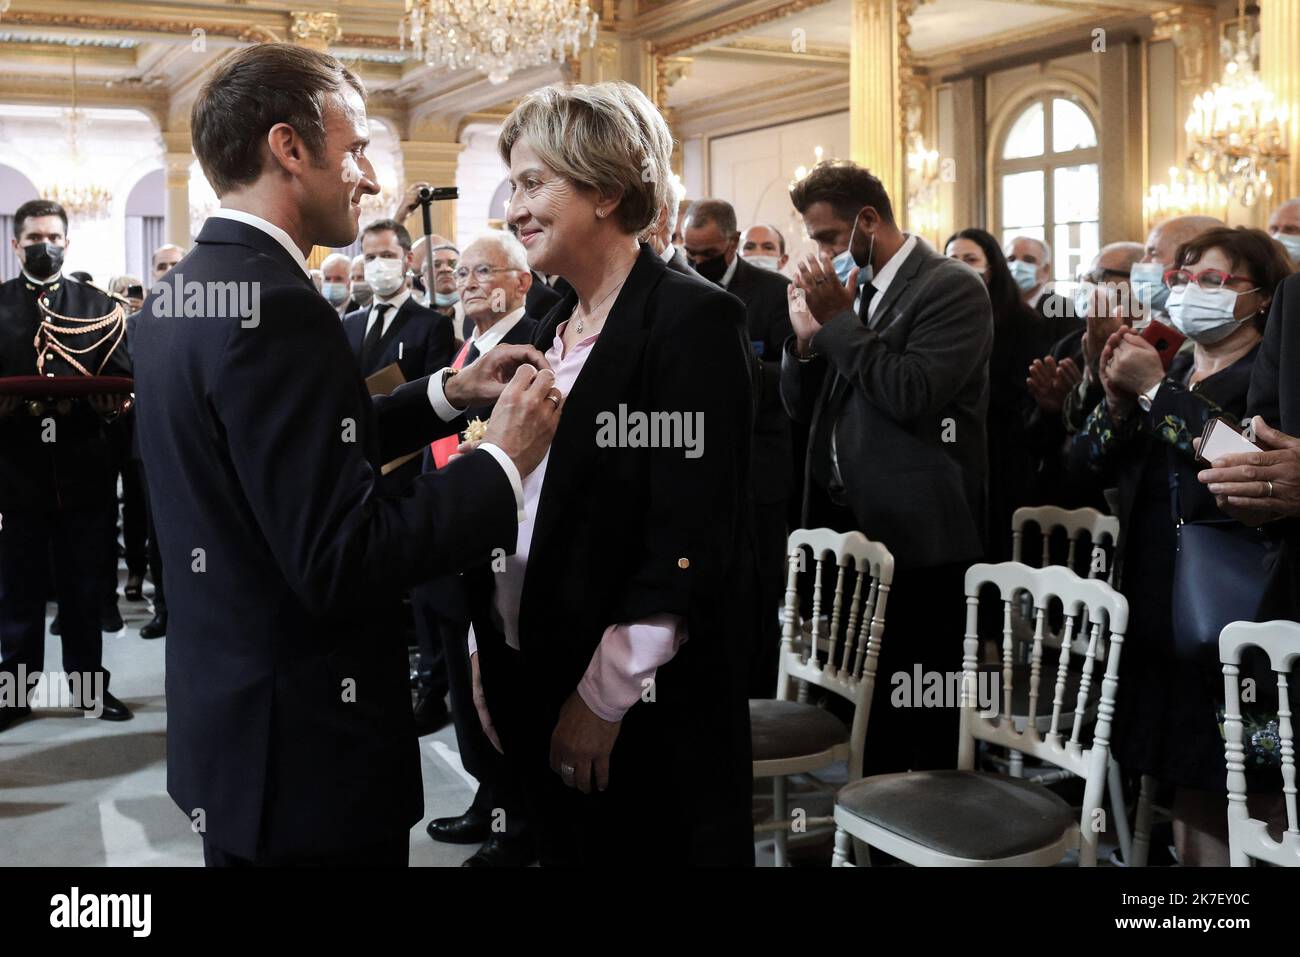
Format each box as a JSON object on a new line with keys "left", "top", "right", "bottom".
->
{"left": 454, "top": 265, "right": 520, "bottom": 285}
{"left": 1163, "top": 268, "right": 1258, "bottom": 293}
{"left": 432, "top": 258, "right": 459, "bottom": 272}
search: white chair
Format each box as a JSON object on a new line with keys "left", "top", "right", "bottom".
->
{"left": 1221, "top": 619, "right": 1300, "bottom": 867}
{"left": 751, "top": 528, "right": 893, "bottom": 866}
{"left": 1008, "top": 505, "right": 1134, "bottom": 863}
{"left": 1011, "top": 505, "right": 1120, "bottom": 586}
{"left": 831, "top": 561, "right": 1128, "bottom": 866}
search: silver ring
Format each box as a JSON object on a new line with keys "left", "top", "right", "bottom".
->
{"left": 560, "top": 762, "right": 575, "bottom": 781}
{"left": 1266, "top": 480, "right": 1274, "bottom": 498}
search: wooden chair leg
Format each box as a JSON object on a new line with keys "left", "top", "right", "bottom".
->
{"left": 832, "top": 826, "right": 852, "bottom": 867}
{"left": 1131, "top": 774, "right": 1155, "bottom": 868}
{"left": 773, "top": 775, "right": 788, "bottom": 867}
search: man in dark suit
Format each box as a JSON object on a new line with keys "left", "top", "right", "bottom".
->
{"left": 342, "top": 218, "right": 453, "bottom": 382}
{"left": 684, "top": 199, "right": 794, "bottom": 697}
{"left": 0, "top": 199, "right": 134, "bottom": 730}
{"left": 132, "top": 42, "right": 560, "bottom": 866}
{"left": 416, "top": 230, "right": 540, "bottom": 867}
{"left": 782, "top": 160, "right": 993, "bottom": 773}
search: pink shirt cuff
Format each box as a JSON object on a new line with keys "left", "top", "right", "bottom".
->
{"left": 576, "top": 614, "right": 687, "bottom": 722}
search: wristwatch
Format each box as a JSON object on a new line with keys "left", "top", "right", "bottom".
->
{"left": 1137, "top": 379, "right": 1163, "bottom": 413}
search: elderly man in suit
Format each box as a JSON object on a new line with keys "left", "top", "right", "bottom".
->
{"left": 684, "top": 198, "right": 794, "bottom": 697}
{"left": 642, "top": 180, "right": 695, "bottom": 277}
{"left": 782, "top": 160, "right": 993, "bottom": 773}
{"left": 133, "top": 42, "right": 560, "bottom": 866}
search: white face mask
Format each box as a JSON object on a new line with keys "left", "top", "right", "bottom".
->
{"left": 321, "top": 281, "right": 349, "bottom": 306}
{"left": 1273, "top": 231, "right": 1300, "bottom": 262}
{"left": 1166, "top": 284, "right": 1255, "bottom": 344}
{"left": 434, "top": 290, "right": 459, "bottom": 308}
{"left": 744, "top": 254, "right": 781, "bottom": 272}
{"left": 1008, "top": 259, "right": 1040, "bottom": 292}
{"left": 364, "top": 257, "right": 406, "bottom": 298}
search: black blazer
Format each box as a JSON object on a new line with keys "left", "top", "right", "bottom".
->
{"left": 781, "top": 238, "right": 993, "bottom": 569}
{"left": 342, "top": 295, "right": 453, "bottom": 381}
{"left": 466, "top": 245, "right": 757, "bottom": 864}
{"left": 665, "top": 245, "right": 696, "bottom": 277}
{"left": 133, "top": 216, "right": 518, "bottom": 860}
{"left": 726, "top": 255, "right": 794, "bottom": 505}
{"left": 525, "top": 271, "right": 562, "bottom": 321}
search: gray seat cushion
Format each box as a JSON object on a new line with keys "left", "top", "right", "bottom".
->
{"left": 836, "top": 769, "right": 1075, "bottom": 860}
{"left": 749, "top": 699, "right": 849, "bottom": 762}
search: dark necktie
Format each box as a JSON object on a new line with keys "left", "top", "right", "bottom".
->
{"left": 463, "top": 341, "right": 480, "bottom": 367}
{"left": 361, "top": 303, "right": 390, "bottom": 371}
{"left": 856, "top": 280, "right": 879, "bottom": 324}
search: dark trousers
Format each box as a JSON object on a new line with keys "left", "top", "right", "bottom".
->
{"left": 138, "top": 461, "right": 165, "bottom": 615}
{"left": 412, "top": 583, "right": 527, "bottom": 836}
{"left": 0, "top": 503, "right": 114, "bottom": 704}
{"left": 805, "top": 484, "right": 966, "bottom": 774}
{"left": 203, "top": 835, "right": 408, "bottom": 867}
{"left": 751, "top": 499, "right": 788, "bottom": 698}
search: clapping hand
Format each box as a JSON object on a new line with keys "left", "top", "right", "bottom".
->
{"left": 1198, "top": 416, "right": 1300, "bottom": 524}
{"left": 1026, "top": 355, "right": 1082, "bottom": 414}
{"left": 793, "top": 251, "right": 857, "bottom": 328}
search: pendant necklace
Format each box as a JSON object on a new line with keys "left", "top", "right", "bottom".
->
{"left": 574, "top": 278, "right": 625, "bottom": 335}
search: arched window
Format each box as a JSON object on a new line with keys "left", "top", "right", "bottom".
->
{"left": 995, "top": 94, "right": 1100, "bottom": 283}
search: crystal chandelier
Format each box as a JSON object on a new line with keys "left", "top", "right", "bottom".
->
{"left": 906, "top": 132, "right": 942, "bottom": 237}
{"left": 401, "top": 0, "right": 599, "bottom": 85}
{"left": 40, "top": 52, "right": 113, "bottom": 221}
{"left": 1144, "top": 165, "right": 1230, "bottom": 222}
{"left": 1184, "top": 9, "right": 1289, "bottom": 209}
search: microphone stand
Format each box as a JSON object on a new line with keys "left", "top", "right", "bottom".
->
{"left": 415, "top": 185, "right": 458, "bottom": 304}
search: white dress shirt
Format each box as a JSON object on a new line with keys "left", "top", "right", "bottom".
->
{"left": 208, "top": 208, "right": 311, "bottom": 278}
{"left": 365, "top": 286, "right": 410, "bottom": 339}
{"left": 467, "top": 305, "right": 527, "bottom": 356}
{"left": 660, "top": 242, "right": 677, "bottom": 264}
{"left": 720, "top": 252, "right": 740, "bottom": 289}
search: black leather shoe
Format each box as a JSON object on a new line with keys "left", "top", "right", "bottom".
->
{"left": 461, "top": 833, "right": 536, "bottom": 868}
{"left": 101, "top": 606, "right": 125, "bottom": 632}
{"left": 139, "top": 614, "right": 167, "bottom": 639}
{"left": 412, "top": 690, "right": 450, "bottom": 736}
{"left": 124, "top": 575, "right": 144, "bottom": 602}
{"left": 0, "top": 705, "right": 32, "bottom": 733}
{"left": 426, "top": 811, "right": 491, "bottom": 845}
{"left": 84, "top": 692, "right": 133, "bottom": 721}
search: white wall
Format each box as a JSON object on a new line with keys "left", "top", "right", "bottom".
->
{"left": 707, "top": 111, "right": 850, "bottom": 269}
{"left": 457, "top": 122, "right": 509, "bottom": 246}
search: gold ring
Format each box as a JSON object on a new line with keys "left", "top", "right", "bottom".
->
{"left": 545, "top": 391, "right": 561, "bottom": 407}
{"left": 1266, "top": 480, "right": 1274, "bottom": 498}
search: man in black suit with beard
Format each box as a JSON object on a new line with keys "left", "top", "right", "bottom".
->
{"left": 132, "top": 42, "right": 560, "bottom": 867}
{"left": 683, "top": 198, "right": 794, "bottom": 696}
{"left": 416, "top": 230, "right": 540, "bottom": 867}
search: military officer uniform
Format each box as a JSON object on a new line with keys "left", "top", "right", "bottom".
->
{"left": 0, "top": 269, "right": 132, "bottom": 725}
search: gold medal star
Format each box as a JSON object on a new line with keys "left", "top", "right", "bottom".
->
{"left": 463, "top": 417, "right": 489, "bottom": 444}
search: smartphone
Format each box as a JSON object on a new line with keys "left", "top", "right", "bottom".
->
{"left": 1197, "top": 416, "right": 1260, "bottom": 464}
{"left": 1140, "top": 319, "right": 1186, "bottom": 370}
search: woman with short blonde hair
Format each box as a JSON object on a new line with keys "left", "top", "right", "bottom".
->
{"left": 465, "top": 81, "right": 758, "bottom": 866}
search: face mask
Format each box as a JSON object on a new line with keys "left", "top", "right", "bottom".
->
{"left": 1129, "top": 262, "right": 1170, "bottom": 315}
{"left": 1274, "top": 232, "right": 1300, "bottom": 262}
{"left": 832, "top": 210, "right": 875, "bottom": 286}
{"left": 1167, "top": 284, "right": 1253, "bottom": 343}
{"left": 364, "top": 257, "right": 405, "bottom": 298}
{"left": 321, "top": 281, "right": 349, "bottom": 306}
{"left": 23, "top": 241, "right": 64, "bottom": 281}
{"left": 694, "top": 253, "right": 729, "bottom": 284}
{"left": 350, "top": 280, "right": 372, "bottom": 306}
{"left": 1008, "top": 259, "right": 1040, "bottom": 292}
{"left": 745, "top": 255, "right": 781, "bottom": 272}
{"left": 434, "top": 290, "right": 459, "bottom": 308}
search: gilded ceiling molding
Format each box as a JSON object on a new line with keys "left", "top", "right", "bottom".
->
{"left": 648, "top": 0, "right": 835, "bottom": 109}
{"left": 0, "top": 12, "right": 281, "bottom": 44}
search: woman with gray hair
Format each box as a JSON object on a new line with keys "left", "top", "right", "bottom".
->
{"left": 463, "top": 80, "right": 758, "bottom": 865}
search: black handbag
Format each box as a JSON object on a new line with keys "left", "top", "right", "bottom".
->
{"left": 1172, "top": 517, "right": 1281, "bottom": 665}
